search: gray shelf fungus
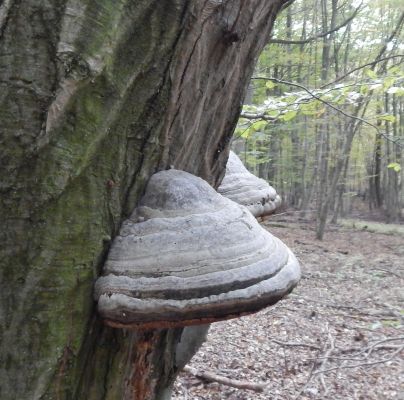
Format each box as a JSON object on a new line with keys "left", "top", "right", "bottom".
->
{"left": 94, "top": 169, "right": 300, "bottom": 329}
{"left": 218, "top": 151, "right": 282, "bottom": 217}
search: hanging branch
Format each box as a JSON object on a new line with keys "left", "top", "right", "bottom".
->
{"left": 320, "top": 12, "right": 404, "bottom": 88}
{"left": 183, "top": 366, "right": 267, "bottom": 392}
{"left": 250, "top": 77, "right": 403, "bottom": 148}
{"left": 372, "top": 12, "right": 404, "bottom": 70}
{"left": 313, "top": 345, "right": 404, "bottom": 376}
{"left": 320, "top": 54, "right": 404, "bottom": 88}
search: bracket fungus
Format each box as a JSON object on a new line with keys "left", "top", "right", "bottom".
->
{"left": 94, "top": 169, "right": 300, "bottom": 330}
{"left": 218, "top": 151, "right": 282, "bottom": 218}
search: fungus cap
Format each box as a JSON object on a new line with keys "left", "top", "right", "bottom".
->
{"left": 94, "top": 169, "right": 300, "bottom": 329}
{"left": 218, "top": 151, "right": 281, "bottom": 217}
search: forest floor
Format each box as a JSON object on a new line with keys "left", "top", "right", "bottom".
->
{"left": 173, "top": 217, "right": 404, "bottom": 400}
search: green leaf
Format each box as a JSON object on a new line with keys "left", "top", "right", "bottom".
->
{"left": 388, "top": 65, "right": 400, "bottom": 74}
{"left": 382, "top": 76, "right": 396, "bottom": 90}
{"left": 365, "top": 69, "right": 377, "bottom": 79}
{"left": 284, "top": 95, "right": 297, "bottom": 104}
{"left": 300, "top": 101, "right": 319, "bottom": 115}
{"left": 281, "top": 110, "right": 297, "bottom": 122}
{"left": 335, "top": 94, "right": 346, "bottom": 105}
{"left": 301, "top": 109, "right": 317, "bottom": 116}
{"left": 377, "top": 114, "right": 396, "bottom": 123}
{"left": 243, "top": 105, "right": 256, "bottom": 112}
{"left": 240, "top": 127, "right": 253, "bottom": 139}
{"left": 387, "top": 162, "right": 401, "bottom": 172}
{"left": 251, "top": 120, "right": 268, "bottom": 131}
{"left": 265, "top": 80, "right": 276, "bottom": 89}
{"left": 265, "top": 110, "right": 280, "bottom": 118}
{"left": 360, "top": 84, "right": 369, "bottom": 95}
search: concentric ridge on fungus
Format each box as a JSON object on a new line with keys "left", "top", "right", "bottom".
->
{"left": 94, "top": 169, "right": 300, "bottom": 329}
{"left": 218, "top": 151, "right": 282, "bottom": 217}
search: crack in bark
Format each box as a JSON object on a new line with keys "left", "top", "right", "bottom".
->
{"left": 0, "top": 0, "right": 15, "bottom": 39}
{"left": 179, "top": 30, "right": 203, "bottom": 87}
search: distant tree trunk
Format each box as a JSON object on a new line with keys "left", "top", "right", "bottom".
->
{"left": 370, "top": 103, "right": 384, "bottom": 209}
{"left": 384, "top": 94, "right": 401, "bottom": 222}
{"left": 298, "top": 117, "right": 309, "bottom": 210}
{"left": 267, "top": 131, "right": 281, "bottom": 188}
{"left": 315, "top": 0, "right": 337, "bottom": 239}
{"left": 300, "top": 124, "right": 320, "bottom": 218}
{"left": 316, "top": 125, "right": 329, "bottom": 235}
{"left": 331, "top": 122, "right": 349, "bottom": 224}
{"left": 0, "top": 1, "right": 287, "bottom": 399}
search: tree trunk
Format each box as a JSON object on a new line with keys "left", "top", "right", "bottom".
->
{"left": 331, "top": 150, "right": 349, "bottom": 224}
{"left": 384, "top": 94, "right": 400, "bottom": 222}
{"left": 0, "top": 1, "right": 287, "bottom": 399}
{"left": 371, "top": 103, "right": 384, "bottom": 209}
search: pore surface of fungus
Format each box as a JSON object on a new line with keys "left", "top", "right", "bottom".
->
{"left": 94, "top": 169, "right": 300, "bottom": 329}
{"left": 218, "top": 151, "right": 281, "bottom": 217}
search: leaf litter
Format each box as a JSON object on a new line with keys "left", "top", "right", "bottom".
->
{"left": 173, "top": 218, "right": 404, "bottom": 399}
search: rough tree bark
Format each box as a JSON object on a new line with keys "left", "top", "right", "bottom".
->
{"left": 0, "top": 1, "right": 288, "bottom": 399}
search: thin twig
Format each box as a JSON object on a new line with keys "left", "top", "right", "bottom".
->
{"left": 360, "top": 337, "right": 404, "bottom": 358}
{"left": 183, "top": 366, "right": 267, "bottom": 392}
{"left": 270, "top": 337, "right": 321, "bottom": 351}
{"left": 370, "top": 267, "right": 403, "bottom": 279}
{"left": 292, "top": 357, "right": 318, "bottom": 400}
{"left": 293, "top": 328, "right": 332, "bottom": 400}
{"left": 319, "top": 327, "right": 335, "bottom": 394}
{"left": 320, "top": 54, "right": 404, "bottom": 88}
{"left": 307, "top": 346, "right": 403, "bottom": 363}
{"left": 313, "top": 345, "right": 404, "bottom": 375}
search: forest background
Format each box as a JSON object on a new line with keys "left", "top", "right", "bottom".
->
{"left": 174, "top": 3, "right": 404, "bottom": 396}
{"left": 233, "top": 0, "right": 403, "bottom": 239}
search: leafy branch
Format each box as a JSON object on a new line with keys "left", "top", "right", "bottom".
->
{"left": 244, "top": 76, "right": 403, "bottom": 147}
{"left": 321, "top": 55, "right": 404, "bottom": 88}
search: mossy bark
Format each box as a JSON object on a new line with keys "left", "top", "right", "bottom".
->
{"left": 0, "top": 1, "right": 287, "bottom": 399}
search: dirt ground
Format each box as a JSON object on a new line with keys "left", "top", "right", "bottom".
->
{"left": 173, "top": 217, "right": 404, "bottom": 400}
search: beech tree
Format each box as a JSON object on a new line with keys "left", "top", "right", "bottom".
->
{"left": 0, "top": 1, "right": 290, "bottom": 399}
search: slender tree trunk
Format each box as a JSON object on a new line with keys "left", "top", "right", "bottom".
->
{"left": 315, "top": 0, "right": 338, "bottom": 239}
{"left": 371, "top": 103, "right": 384, "bottom": 208}
{"left": 0, "top": 2, "right": 287, "bottom": 399}
{"left": 316, "top": 124, "right": 331, "bottom": 239}
{"left": 384, "top": 93, "right": 400, "bottom": 222}
{"left": 298, "top": 117, "right": 309, "bottom": 209}
{"left": 331, "top": 122, "right": 349, "bottom": 224}
{"left": 300, "top": 124, "right": 320, "bottom": 218}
